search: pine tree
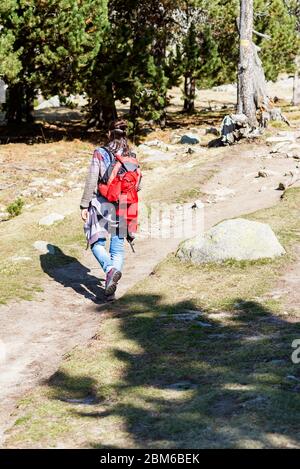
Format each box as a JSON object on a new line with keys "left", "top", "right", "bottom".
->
{"left": 1, "top": 0, "right": 108, "bottom": 123}
{"left": 254, "top": 0, "right": 299, "bottom": 81}
{"left": 87, "top": 0, "right": 181, "bottom": 129}
{"left": 0, "top": 2, "right": 22, "bottom": 83}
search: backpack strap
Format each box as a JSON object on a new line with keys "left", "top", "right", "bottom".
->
{"left": 115, "top": 154, "right": 139, "bottom": 172}
{"left": 99, "top": 147, "right": 117, "bottom": 184}
{"left": 99, "top": 148, "right": 140, "bottom": 185}
{"left": 106, "top": 160, "right": 122, "bottom": 187}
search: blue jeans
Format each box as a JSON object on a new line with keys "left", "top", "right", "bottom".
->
{"left": 91, "top": 235, "right": 125, "bottom": 274}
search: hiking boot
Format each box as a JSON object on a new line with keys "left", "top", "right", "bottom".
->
{"left": 105, "top": 268, "right": 122, "bottom": 296}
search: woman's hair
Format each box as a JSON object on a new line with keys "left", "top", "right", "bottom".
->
{"left": 106, "top": 119, "right": 130, "bottom": 156}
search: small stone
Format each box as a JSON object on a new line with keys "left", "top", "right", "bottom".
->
{"left": 38, "top": 213, "right": 65, "bottom": 226}
{"left": 174, "top": 312, "right": 200, "bottom": 321}
{"left": 137, "top": 145, "right": 174, "bottom": 162}
{"left": 195, "top": 321, "right": 213, "bottom": 327}
{"left": 182, "top": 309, "right": 204, "bottom": 315}
{"left": 62, "top": 396, "right": 98, "bottom": 405}
{"left": 167, "top": 381, "right": 197, "bottom": 390}
{"left": 191, "top": 200, "right": 204, "bottom": 210}
{"left": 33, "top": 241, "right": 56, "bottom": 254}
{"left": 268, "top": 359, "right": 285, "bottom": 366}
{"left": 0, "top": 211, "right": 8, "bottom": 220}
{"left": 29, "top": 177, "right": 49, "bottom": 187}
{"left": 257, "top": 170, "right": 268, "bottom": 178}
{"left": 205, "top": 127, "right": 219, "bottom": 136}
{"left": 286, "top": 375, "right": 300, "bottom": 383}
{"left": 277, "top": 182, "right": 286, "bottom": 191}
{"left": 11, "top": 255, "right": 32, "bottom": 262}
{"left": 144, "top": 139, "right": 168, "bottom": 150}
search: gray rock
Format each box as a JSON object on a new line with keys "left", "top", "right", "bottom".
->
{"left": 177, "top": 218, "right": 285, "bottom": 264}
{"left": 35, "top": 95, "right": 60, "bottom": 110}
{"left": 174, "top": 312, "right": 200, "bottom": 321}
{"left": 257, "top": 170, "right": 268, "bottom": 178}
{"left": 180, "top": 134, "right": 200, "bottom": 145}
{"left": 166, "top": 381, "right": 197, "bottom": 390}
{"left": 0, "top": 211, "right": 8, "bottom": 221}
{"left": 286, "top": 143, "right": 300, "bottom": 158}
{"left": 33, "top": 241, "right": 56, "bottom": 255}
{"left": 62, "top": 395, "right": 98, "bottom": 405}
{"left": 196, "top": 321, "right": 213, "bottom": 327}
{"left": 138, "top": 145, "right": 174, "bottom": 162}
{"left": 143, "top": 139, "right": 169, "bottom": 151}
{"left": 205, "top": 127, "right": 219, "bottom": 136}
{"left": 286, "top": 375, "right": 300, "bottom": 383}
{"left": 38, "top": 213, "right": 65, "bottom": 226}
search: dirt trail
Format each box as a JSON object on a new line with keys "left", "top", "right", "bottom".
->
{"left": 0, "top": 141, "right": 299, "bottom": 445}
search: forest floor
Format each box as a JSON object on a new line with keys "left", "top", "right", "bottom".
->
{"left": 0, "top": 80, "right": 300, "bottom": 448}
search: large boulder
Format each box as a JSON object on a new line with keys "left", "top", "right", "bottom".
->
{"left": 177, "top": 218, "right": 285, "bottom": 264}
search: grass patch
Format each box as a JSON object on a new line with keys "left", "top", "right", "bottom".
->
{"left": 6, "top": 198, "right": 24, "bottom": 218}
{"left": 5, "top": 188, "right": 300, "bottom": 449}
{"left": 175, "top": 187, "right": 205, "bottom": 204}
{"left": 0, "top": 212, "right": 85, "bottom": 304}
{"left": 268, "top": 121, "right": 289, "bottom": 130}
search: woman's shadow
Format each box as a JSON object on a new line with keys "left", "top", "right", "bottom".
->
{"left": 40, "top": 244, "right": 107, "bottom": 304}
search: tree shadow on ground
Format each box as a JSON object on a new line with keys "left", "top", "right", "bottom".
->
{"left": 46, "top": 291, "right": 300, "bottom": 448}
{"left": 40, "top": 245, "right": 107, "bottom": 304}
{"left": 0, "top": 120, "right": 104, "bottom": 145}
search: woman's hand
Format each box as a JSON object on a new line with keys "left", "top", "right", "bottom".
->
{"left": 81, "top": 209, "right": 89, "bottom": 222}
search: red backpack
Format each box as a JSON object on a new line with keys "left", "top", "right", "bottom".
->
{"left": 98, "top": 148, "right": 141, "bottom": 234}
{"left": 98, "top": 147, "right": 141, "bottom": 205}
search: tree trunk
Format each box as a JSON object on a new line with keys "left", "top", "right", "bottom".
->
{"left": 88, "top": 83, "right": 117, "bottom": 129}
{"left": 90, "top": 100, "right": 117, "bottom": 129}
{"left": 5, "top": 83, "right": 35, "bottom": 124}
{"left": 293, "top": 66, "right": 300, "bottom": 105}
{"left": 238, "top": 0, "right": 257, "bottom": 127}
{"left": 223, "top": 0, "right": 288, "bottom": 144}
{"left": 25, "top": 85, "right": 35, "bottom": 123}
{"left": 6, "top": 83, "right": 24, "bottom": 124}
{"left": 183, "top": 75, "right": 196, "bottom": 113}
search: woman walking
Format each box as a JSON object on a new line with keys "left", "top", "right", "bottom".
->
{"left": 80, "top": 120, "right": 141, "bottom": 298}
